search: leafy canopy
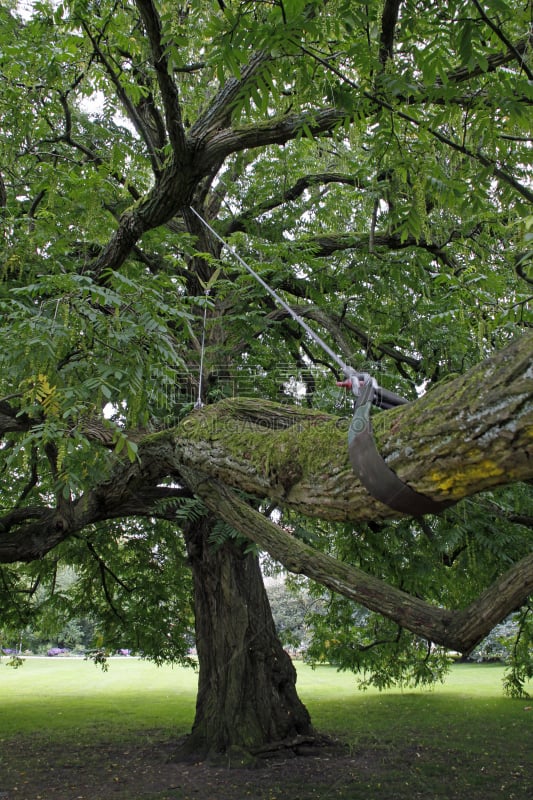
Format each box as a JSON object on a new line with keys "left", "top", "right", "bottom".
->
{"left": 0, "top": 0, "right": 531, "bottom": 686}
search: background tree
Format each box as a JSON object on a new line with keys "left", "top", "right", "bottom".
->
{"left": 0, "top": 0, "right": 532, "bottom": 758}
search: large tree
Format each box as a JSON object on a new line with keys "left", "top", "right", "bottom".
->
{"left": 1, "top": 0, "right": 532, "bottom": 758}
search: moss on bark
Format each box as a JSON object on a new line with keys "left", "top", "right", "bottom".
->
{"left": 175, "top": 333, "right": 532, "bottom": 521}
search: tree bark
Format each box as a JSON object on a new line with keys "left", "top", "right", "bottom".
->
{"left": 1, "top": 334, "right": 531, "bottom": 559}
{"left": 180, "top": 515, "right": 314, "bottom": 760}
{"left": 179, "top": 474, "right": 533, "bottom": 654}
{"left": 175, "top": 332, "right": 533, "bottom": 519}
{"left": 1, "top": 335, "right": 531, "bottom": 656}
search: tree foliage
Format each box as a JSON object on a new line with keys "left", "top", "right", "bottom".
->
{"left": 0, "top": 0, "right": 532, "bottom": 696}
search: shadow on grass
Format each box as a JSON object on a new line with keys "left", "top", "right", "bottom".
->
{"left": 1, "top": 661, "right": 531, "bottom": 799}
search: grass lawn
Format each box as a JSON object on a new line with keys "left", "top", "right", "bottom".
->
{"left": 0, "top": 657, "right": 531, "bottom": 799}
{"left": 301, "top": 662, "right": 533, "bottom": 799}
{"left": 0, "top": 656, "right": 197, "bottom": 739}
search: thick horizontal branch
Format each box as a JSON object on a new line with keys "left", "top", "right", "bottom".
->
{"left": 175, "top": 333, "right": 533, "bottom": 521}
{"left": 202, "top": 108, "right": 348, "bottom": 165}
{"left": 1, "top": 334, "right": 531, "bottom": 564}
{"left": 180, "top": 473, "right": 533, "bottom": 654}
{"left": 445, "top": 33, "right": 533, "bottom": 84}
{"left": 0, "top": 401, "right": 30, "bottom": 436}
{"left": 0, "top": 437, "right": 179, "bottom": 563}
{"left": 0, "top": 507, "right": 73, "bottom": 562}
{"left": 289, "top": 231, "right": 456, "bottom": 259}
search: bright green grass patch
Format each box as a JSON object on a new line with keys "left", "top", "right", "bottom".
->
{"left": 300, "top": 662, "right": 532, "bottom": 750}
{"left": 1, "top": 659, "right": 531, "bottom": 799}
{"left": 0, "top": 657, "right": 198, "bottom": 740}
{"left": 298, "top": 663, "right": 532, "bottom": 800}
{"left": 0, "top": 657, "right": 530, "bottom": 745}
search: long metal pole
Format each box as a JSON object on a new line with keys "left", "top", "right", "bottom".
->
{"left": 190, "top": 208, "right": 351, "bottom": 372}
{"left": 189, "top": 207, "right": 407, "bottom": 408}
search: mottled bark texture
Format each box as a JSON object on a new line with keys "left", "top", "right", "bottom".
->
{"left": 181, "top": 516, "right": 314, "bottom": 759}
{"left": 175, "top": 332, "right": 533, "bottom": 519}
{"left": 0, "top": 335, "right": 531, "bottom": 658}
{"left": 1, "top": 335, "right": 531, "bottom": 562}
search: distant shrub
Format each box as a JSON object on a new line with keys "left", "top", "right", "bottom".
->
{"left": 468, "top": 617, "right": 518, "bottom": 663}
{"left": 47, "top": 647, "right": 70, "bottom": 657}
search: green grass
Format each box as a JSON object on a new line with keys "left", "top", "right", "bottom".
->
{"left": 0, "top": 658, "right": 531, "bottom": 799}
{"left": 300, "top": 661, "right": 531, "bottom": 744}
{"left": 0, "top": 657, "right": 530, "bottom": 742}
{"left": 298, "top": 663, "right": 532, "bottom": 799}
{"left": 0, "top": 656, "right": 197, "bottom": 739}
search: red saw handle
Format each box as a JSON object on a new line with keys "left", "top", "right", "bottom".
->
{"left": 337, "top": 377, "right": 408, "bottom": 410}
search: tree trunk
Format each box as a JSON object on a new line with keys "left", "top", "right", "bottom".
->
{"left": 180, "top": 476, "right": 533, "bottom": 655}
{"left": 181, "top": 515, "right": 314, "bottom": 760}
{"left": 1, "top": 334, "right": 530, "bottom": 564}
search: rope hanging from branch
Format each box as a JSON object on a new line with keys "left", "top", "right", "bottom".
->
{"left": 189, "top": 206, "right": 452, "bottom": 516}
{"left": 189, "top": 207, "right": 403, "bottom": 407}
{"left": 195, "top": 288, "right": 210, "bottom": 409}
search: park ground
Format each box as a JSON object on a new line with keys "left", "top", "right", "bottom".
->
{"left": 0, "top": 658, "right": 531, "bottom": 800}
